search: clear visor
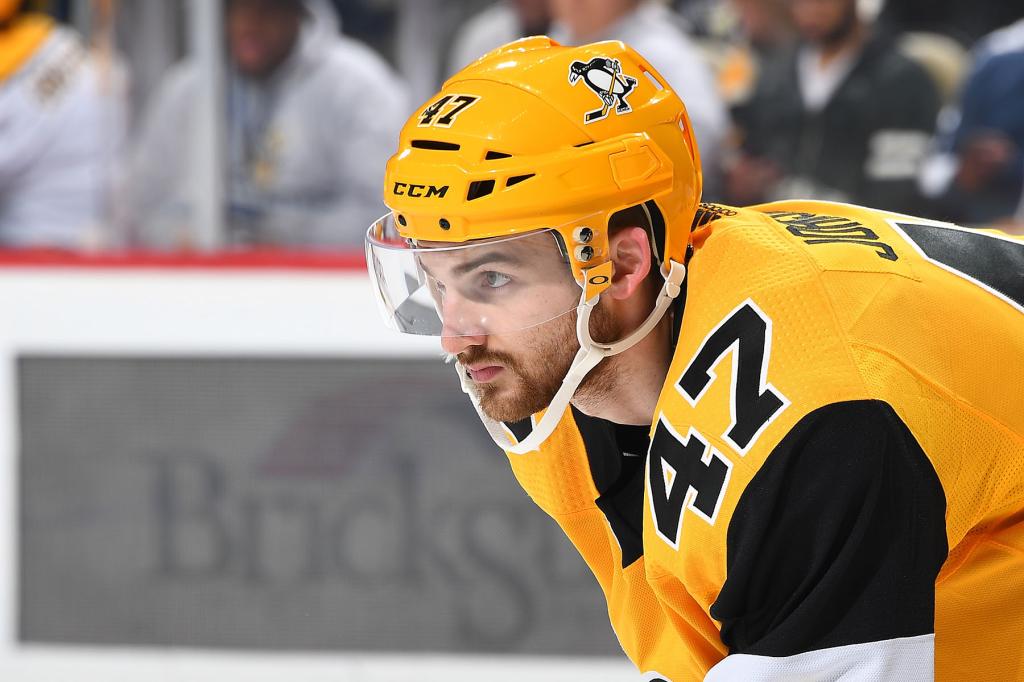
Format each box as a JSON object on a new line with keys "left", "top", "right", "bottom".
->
{"left": 365, "top": 213, "right": 583, "bottom": 337}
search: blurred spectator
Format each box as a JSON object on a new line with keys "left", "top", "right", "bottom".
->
{"left": 127, "top": 0, "right": 406, "bottom": 249}
{"left": 877, "top": 0, "right": 1023, "bottom": 49}
{"left": 728, "top": 0, "right": 940, "bottom": 214}
{"left": 0, "top": 0, "right": 125, "bottom": 248}
{"left": 713, "top": 0, "right": 796, "bottom": 107}
{"left": 895, "top": 32, "right": 967, "bottom": 108}
{"left": 920, "top": 18, "right": 1024, "bottom": 227}
{"left": 448, "top": 0, "right": 551, "bottom": 75}
{"left": 329, "top": 0, "right": 397, "bottom": 58}
{"left": 729, "top": 0, "right": 794, "bottom": 51}
{"left": 549, "top": 0, "right": 728, "bottom": 198}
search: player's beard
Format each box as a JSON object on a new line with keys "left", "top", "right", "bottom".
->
{"left": 456, "top": 302, "right": 624, "bottom": 424}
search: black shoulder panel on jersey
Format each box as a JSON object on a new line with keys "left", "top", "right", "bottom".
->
{"left": 898, "top": 222, "right": 1024, "bottom": 310}
{"left": 710, "top": 400, "right": 947, "bottom": 657}
{"left": 571, "top": 406, "right": 646, "bottom": 568}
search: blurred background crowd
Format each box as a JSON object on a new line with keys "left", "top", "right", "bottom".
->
{"left": 2, "top": 0, "right": 1023, "bottom": 253}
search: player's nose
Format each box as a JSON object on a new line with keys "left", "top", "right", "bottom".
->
{"left": 440, "top": 329, "right": 486, "bottom": 356}
{"left": 437, "top": 294, "right": 487, "bottom": 354}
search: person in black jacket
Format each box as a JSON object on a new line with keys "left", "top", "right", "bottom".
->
{"left": 726, "top": 0, "right": 940, "bottom": 216}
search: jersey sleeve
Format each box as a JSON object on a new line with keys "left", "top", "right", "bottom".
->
{"left": 706, "top": 400, "right": 947, "bottom": 679}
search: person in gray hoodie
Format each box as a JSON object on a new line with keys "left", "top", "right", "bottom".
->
{"left": 127, "top": 0, "right": 407, "bottom": 249}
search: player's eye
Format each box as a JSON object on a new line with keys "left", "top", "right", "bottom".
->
{"left": 482, "top": 271, "right": 512, "bottom": 289}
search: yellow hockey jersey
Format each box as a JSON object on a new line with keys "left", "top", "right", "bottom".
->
{"left": 505, "top": 200, "right": 1024, "bottom": 681}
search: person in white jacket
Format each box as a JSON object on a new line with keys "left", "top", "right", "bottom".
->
{"left": 127, "top": 0, "right": 407, "bottom": 249}
{"left": 0, "top": 1, "right": 125, "bottom": 249}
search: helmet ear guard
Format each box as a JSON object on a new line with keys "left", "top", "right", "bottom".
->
{"left": 581, "top": 259, "right": 614, "bottom": 300}
{"left": 574, "top": 200, "right": 665, "bottom": 301}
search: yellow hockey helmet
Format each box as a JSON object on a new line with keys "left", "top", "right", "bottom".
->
{"left": 374, "top": 36, "right": 701, "bottom": 297}
{"left": 366, "top": 37, "right": 700, "bottom": 453}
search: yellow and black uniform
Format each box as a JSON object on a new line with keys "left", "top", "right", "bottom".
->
{"left": 505, "top": 200, "right": 1024, "bottom": 681}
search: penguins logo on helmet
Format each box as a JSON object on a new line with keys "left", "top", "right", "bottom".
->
{"left": 568, "top": 56, "right": 638, "bottom": 124}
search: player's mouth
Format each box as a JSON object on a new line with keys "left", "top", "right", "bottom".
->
{"left": 466, "top": 364, "right": 504, "bottom": 383}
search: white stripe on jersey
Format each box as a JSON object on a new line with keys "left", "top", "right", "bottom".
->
{"left": 704, "top": 633, "right": 934, "bottom": 681}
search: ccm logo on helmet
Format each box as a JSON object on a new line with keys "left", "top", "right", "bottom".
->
{"left": 393, "top": 182, "right": 449, "bottom": 199}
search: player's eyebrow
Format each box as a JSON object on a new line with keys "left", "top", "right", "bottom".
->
{"left": 450, "top": 251, "right": 524, "bottom": 276}
{"left": 416, "top": 247, "right": 527, "bottom": 281}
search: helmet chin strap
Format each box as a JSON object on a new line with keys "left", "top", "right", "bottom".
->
{"left": 456, "top": 259, "right": 687, "bottom": 455}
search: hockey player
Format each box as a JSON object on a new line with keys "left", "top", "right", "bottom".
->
{"left": 365, "top": 37, "right": 1024, "bottom": 680}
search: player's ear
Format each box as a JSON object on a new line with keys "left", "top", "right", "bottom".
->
{"left": 605, "top": 226, "right": 653, "bottom": 301}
